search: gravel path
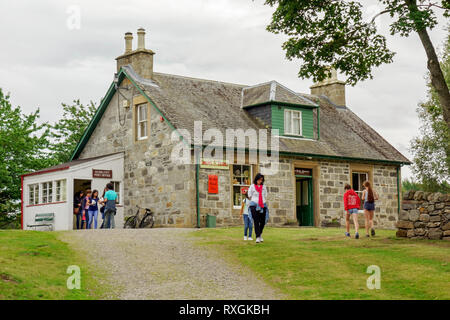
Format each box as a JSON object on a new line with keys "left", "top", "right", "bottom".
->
{"left": 59, "top": 228, "right": 283, "bottom": 300}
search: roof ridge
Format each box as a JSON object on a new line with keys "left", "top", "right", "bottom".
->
{"left": 153, "top": 71, "right": 248, "bottom": 87}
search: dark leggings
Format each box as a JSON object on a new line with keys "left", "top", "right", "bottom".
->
{"left": 250, "top": 206, "right": 266, "bottom": 238}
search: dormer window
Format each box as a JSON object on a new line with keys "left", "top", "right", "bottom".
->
{"left": 284, "top": 109, "right": 302, "bottom": 136}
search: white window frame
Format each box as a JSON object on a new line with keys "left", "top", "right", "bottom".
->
{"left": 232, "top": 165, "right": 253, "bottom": 209}
{"left": 29, "top": 184, "right": 39, "bottom": 205}
{"left": 136, "top": 104, "right": 148, "bottom": 140}
{"left": 41, "top": 181, "right": 53, "bottom": 204}
{"left": 55, "top": 179, "right": 67, "bottom": 202}
{"left": 284, "top": 109, "right": 302, "bottom": 136}
{"left": 111, "top": 181, "right": 121, "bottom": 205}
{"left": 352, "top": 172, "right": 368, "bottom": 209}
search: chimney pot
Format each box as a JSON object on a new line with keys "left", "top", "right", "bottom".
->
{"left": 124, "top": 32, "right": 133, "bottom": 54}
{"left": 137, "top": 28, "right": 146, "bottom": 50}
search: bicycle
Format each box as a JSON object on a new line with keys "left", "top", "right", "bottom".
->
{"left": 124, "top": 206, "right": 155, "bottom": 229}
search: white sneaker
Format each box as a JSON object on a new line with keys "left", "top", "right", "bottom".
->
{"left": 256, "top": 237, "right": 261, "bottom": 243}
{"left": 260, "top": 237, "right": 264, "bottom": 242}
{"left": 248, "top": 237, "right": 253, "bottom": 241}
{"left": 244, "top": 236, "right": 248, "bottom": 241}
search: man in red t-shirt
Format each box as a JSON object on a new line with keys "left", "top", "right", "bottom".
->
{"left": 343, "top": 184, "right": 361, "bottom": 239}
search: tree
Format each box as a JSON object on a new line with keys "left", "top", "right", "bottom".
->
{"left": 49, "top": 100, "right": 97, "bottom": 164}
{"left": 264, "top": 0, "right": 450, "bottom": 130}
{"left": 0, "top": 88, "right": 52, "bottom": 228}
{"left": 410, "top": 31, "right": 450, "bottom": 192}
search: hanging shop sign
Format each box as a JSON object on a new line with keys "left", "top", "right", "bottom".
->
{"left": 92, "top": 169, "right": 113, "bottom": 179}
{"left": 208, "top": 175, "right": 219, "bottom": 194}
{"left": 200, "top": 158, "right": 229, "bottom": 170}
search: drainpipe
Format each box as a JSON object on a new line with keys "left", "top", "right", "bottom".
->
{"left": 195, "top": 147, "right": 201, "bottom": 228}
{"left": 397, "top": 165, "right": 401, "bottom": 214}
{"left": 317, "top": 108, "right": 320, "bottom": 140}
{"left": 21, "top": 175, "right": 24, "bottom": 230}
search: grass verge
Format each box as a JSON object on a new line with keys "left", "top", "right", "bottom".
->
{"left": 0, "top": 230, "right": 102, "bottom": 300}
{"left": 192, "top": 227, "right": 450, "bottom": 300}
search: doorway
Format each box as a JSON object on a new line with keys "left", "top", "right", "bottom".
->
{"left": 73, "top": 179, "right": 92, "bottom": 230}
{"left": 296, "top": 177, "right": 313, "bottom": 226}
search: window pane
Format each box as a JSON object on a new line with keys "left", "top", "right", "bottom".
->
{"left": 293, "top": 118, "right": 300, "bottom": 135}
{"left": 352, "top": 173, "right": 359, "bottom": 190}
{"left": 233, "top": 186, "right": 242, "bottom": 206}
{"left": 285, "top": 111, "right": 291, "bottom": 134}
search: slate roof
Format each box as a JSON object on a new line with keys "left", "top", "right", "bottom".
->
{"left": 242, "top": 81, "right": 317, "bottom": 108}
{"left": 116, "top": 66, "right": 410, "bottom": 164}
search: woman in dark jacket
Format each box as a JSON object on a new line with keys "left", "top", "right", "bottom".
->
{"left": 74, "top": 191, "right": 84, "bottom": 230}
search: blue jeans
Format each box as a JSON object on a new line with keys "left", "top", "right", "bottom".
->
{"left": 104, "top": 208, "right": 116, "bottom": 229}
{"left": 87, "top": 210, "right": 98, "bottom": 229}
{"left": 243, "top": 214, "right": 253, "bottom": 237}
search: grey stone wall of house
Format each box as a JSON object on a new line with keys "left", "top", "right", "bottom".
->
{"left": 396, "top": 191, "right": 450, "bottom": 240}
{"left": 263, "top": 157, "right": 296, "bottom": 225}
{"left": 198, "top": 157, "right": 296, "bottom": 227}
{"left": 318, "top": 162, "right": 399, "bottom": 229}
{"left": 79, "top": 91, "right": 196, "bottom": 227}
{"left": 198, "top": 167, "right": 233, "bottom": 226}
{"left": 318, "top": 161, "right": 350, "bottom": 226}
{"left": 372, "top": 165, "right": 399, "bottom": 228}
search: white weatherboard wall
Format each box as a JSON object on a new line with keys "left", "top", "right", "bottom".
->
{"left": 23, "top": 153, "right": 124, "bottom": 231}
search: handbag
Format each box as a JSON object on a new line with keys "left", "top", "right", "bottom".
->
{"left": 73, "top": 207, "right": 79, "bottom": 215}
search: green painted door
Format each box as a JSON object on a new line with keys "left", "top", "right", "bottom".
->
{"left": 296, "top": 178, "right": 314, "bottom": 226}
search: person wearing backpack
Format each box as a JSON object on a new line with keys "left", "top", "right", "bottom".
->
{"left": 343, "top": 184, "right": 361, "bottom": 239}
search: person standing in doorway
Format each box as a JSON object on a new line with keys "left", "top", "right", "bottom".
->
{"left": 74, "top": 191, "right": 84, "bottom": 230}
{"left": 80, "top": 190, "right": 91, "bottom": 229}
{"left": 104, "top": 183, "right": 118, "bottom": 229}
{"left": 343, "top": 184, "right": 361, "bottom": 239}
{"left": 239, "top": 188, "right": 253, "bottom": 241}
{"left": 362, "top": 181, "right": 379, "bottom": 237}
{"left": 248, "top": 173, "right": 269, "bottom": 244}
{"left": 87, "top": 190, "right": 99, "bottom": 229}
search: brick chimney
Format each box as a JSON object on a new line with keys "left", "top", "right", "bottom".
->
{"left": 116, "top": 28, "right": 155, "bottom": 79}
{"left": 310, "top": 69, "right": 346, "bottom": 107}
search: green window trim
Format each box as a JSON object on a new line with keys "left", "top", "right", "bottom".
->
{"left": 272, "top": 104, "right": 315, "bottom": 139}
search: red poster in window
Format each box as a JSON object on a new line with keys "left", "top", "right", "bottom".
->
{"left": 208, "top": 175, "right": 218, "bottom": 194}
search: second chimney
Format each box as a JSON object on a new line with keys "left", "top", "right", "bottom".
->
{"left": 116, "top": 28, "right": 155, "bottom": 80}
{"left": 310, "top": 69, "right": 346, "bottom": 107}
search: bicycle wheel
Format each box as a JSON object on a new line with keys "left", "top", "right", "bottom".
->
{"left": 124, "top": 216, "right": 137, "bottom": 229}
{"left": 140, "top": 214, "right": 155, "bottom": 228}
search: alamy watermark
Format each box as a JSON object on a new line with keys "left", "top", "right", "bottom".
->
{"left": 170, "top": 121, "right": 280, "bottom": 175}
{"left": 66, "top": 5, "right": 81, "bottom": 30}
{"left": 366, "top": 265, "right": 381, "bottom": 290}
{"left": 67, "top": 265, "right": 81, "bottom": 290}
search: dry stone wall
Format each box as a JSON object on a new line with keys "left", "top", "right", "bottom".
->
{"left": 396, "top": 190, "right": 450, "bottom": 240}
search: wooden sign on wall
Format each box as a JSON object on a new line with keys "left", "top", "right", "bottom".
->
{"left": 208, "top": 175, "right": 218, "bottom": 194}
{"left": 295, "top": 168, "right": 312, "bottom": 177}
{"left": 92, "top": 169, "right": 113, "bottom": 179}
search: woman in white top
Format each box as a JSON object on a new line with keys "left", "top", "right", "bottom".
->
{"left": 247, "top": 173, "right": 268, "bottom": 243}
{"left": 239, "top": 189, "right": 253, "bottom": 241}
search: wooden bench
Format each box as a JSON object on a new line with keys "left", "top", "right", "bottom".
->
{"left": 27, "top": 213, "right": 55, "bottom": 231}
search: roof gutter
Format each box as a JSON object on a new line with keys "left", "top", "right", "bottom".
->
{"left": 189, "top": 143, "right": 411, "bottom": 166}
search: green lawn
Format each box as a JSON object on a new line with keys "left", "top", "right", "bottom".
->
{"left": 0, "top": 230, "right": 101, "bottom": 300}
{"left": 192, "top": 227, "right": 450, "bottom": 300}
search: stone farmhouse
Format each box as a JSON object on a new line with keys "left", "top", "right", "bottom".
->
{"left": 21, "top": 29, "right": 410, "bottom": 230}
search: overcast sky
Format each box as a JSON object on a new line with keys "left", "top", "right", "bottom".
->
{"left": 0, "top": 0, "right": 448, "bottom": 179}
